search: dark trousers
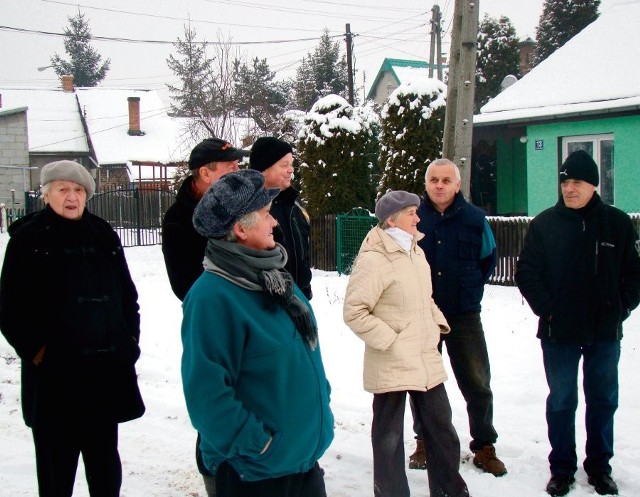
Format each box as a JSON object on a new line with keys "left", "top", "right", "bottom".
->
{"left": 372, "top": 386, "right": 469, "bottom": 497}
{"left": 439, "top": 312, "right": 497, "bottom": 450}
{"left": 215, "top": 461, "right": 326, "bottom": 497}
{"left": 32, "top": 417, "right": 121, "bottom": 497}
{"left": 196, "top": 433, "right": 216, "bottom": 497}
{"left": 541, "top": 340, "right": 620, "bottom": 478}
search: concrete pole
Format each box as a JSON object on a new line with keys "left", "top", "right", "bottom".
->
{"left": 442, "top": 0, "right": 479, "bottom": 199}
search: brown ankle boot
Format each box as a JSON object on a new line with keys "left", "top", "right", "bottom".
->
{"left": 473, "top": 444, "right": 507, "bottom": 476}
{"left": 408, "top": 438, "right": 427, "bottom": 470}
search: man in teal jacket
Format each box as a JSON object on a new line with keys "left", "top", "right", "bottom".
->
{"left": 181, "top": 169, "right": 333, "bottom": 497}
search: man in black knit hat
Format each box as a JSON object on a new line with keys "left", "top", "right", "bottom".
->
{"left": 250, "top": 136, "right": 313, "bottom": 299}
{"left": 516, "top": 150, "right": 640, "bottom": 497}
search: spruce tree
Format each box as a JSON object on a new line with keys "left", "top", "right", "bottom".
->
{"left": 232, "top": 57, "right": 287, "bottom": 133}
{"left": 475, "top": 15, "right": 520, "bottom": 110}
{"left": 377, "top": 80, "right": 446, "bottom": 197}
{"left": 534, "top": 0, "right": 600, "bottom": 65}
{"left": 294, "top": 30, "right": 349, "bottom": 111}
{"left": 50, "top": 11, "right": 110, "bottom": 87}
{"left": 166, "top": 26, "right": 238, "bottom": 142}
{"left": 297, "top": 95, "right": 378, "bottom": 217}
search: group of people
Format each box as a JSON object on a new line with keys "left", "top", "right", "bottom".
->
{"left": 0, "top": 140, "right": 638, "bottom": 497}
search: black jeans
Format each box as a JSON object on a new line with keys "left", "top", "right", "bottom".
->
{"left": 440, "top": 312, "right": 497, "bottom": 450}
{"left": 32, "top": 416, "right": 121, "bottom": 497}
{"left": 372, "top": 385, "right": 469, "bottom": 497}
{"left": 215, "top": 461, "right": 326, "bottom": 497}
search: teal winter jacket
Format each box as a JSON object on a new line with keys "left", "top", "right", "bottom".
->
{"left": 181, "top": 271, "right": 334, "bottom": 481}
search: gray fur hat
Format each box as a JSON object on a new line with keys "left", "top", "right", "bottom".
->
{"left": 375, "top": 190, "right": 420, "bottom": 222}
{"left": 41, "top": 160, "right": 96, "bottom": 199}
{"left": 193, "top": 169, "right": 280, "bottom": 239}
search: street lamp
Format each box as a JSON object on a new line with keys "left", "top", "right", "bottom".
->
{"left": 37, "top": 65, "right": 53, "bottom": 72}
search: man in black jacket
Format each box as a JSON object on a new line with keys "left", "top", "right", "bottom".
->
{"left": 161, "top": 137, "right": 245, "bottom": 497}
{"left": 516, "top": 150, "right": 640, "bottom": 497}
{"left": 250, "top": 137, "right": 313, "bottom": 299}
{"left": 162, "top": 138, "right": 245, "bottom": 301}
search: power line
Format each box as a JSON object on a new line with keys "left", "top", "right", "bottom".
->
{"left": 0, "top": 24, "right": 342, "bottom": 46}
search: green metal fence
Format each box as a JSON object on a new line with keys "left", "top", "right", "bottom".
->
{"left": 335, "top": 208, "right": 377, "bottom": 275}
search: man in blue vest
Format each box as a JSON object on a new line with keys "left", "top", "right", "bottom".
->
{"left": 411, "top": 158, "right": 506, "bottom": 477}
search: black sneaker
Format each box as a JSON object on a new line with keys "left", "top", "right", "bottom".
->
{"left": 588, "top": 474, "right": 619, "bottom": 495}
{"left": 546, "top": 475, "right": 575, "bottom": 496}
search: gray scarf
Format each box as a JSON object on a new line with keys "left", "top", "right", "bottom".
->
{"left": 204, "top": 239, "right": 318, "bottom": 349}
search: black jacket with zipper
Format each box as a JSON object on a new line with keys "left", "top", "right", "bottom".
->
{"left": 515, "top": 193, "right": 640, "bottom": 343}
{"left": 270, "top": 186, "right": 313, "bottom": 299}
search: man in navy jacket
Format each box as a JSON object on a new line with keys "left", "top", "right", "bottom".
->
{"left": 413, "top": 158, "right": 506, "bottom": 477}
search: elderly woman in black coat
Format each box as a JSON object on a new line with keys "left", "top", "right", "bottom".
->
{"left": 0, "top": 160, "right": 144, "bottom": 497}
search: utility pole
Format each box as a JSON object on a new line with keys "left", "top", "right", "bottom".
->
{"left": 442, "top": 0, "right": 479, "bottom": 199}
{"left": 428, "top": 5, "right": 443, "bottom": 80}
{"left": 345, "top": 23, "right": 355, "bottom": 105}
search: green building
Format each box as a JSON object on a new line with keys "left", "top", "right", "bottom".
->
{"left": 473, "top": 2, "right": 640, "bottom": 216}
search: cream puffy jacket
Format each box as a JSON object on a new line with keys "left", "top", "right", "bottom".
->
{"left": 343, "top": 226, "right": 450, "bottom": 393}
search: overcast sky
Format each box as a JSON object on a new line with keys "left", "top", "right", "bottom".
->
{"left": 0, "top": 0, "right": 620, "bottom": 103}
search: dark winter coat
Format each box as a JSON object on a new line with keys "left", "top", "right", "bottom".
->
{"left": 270, "top": 187, "right": 313, "bottom": 299}
{"left": 515, "top": 194, "right": 640, "bottom": 343}
{"left": 416, "top": 191, "right": 497, "bottom": 319}
{"left": 0, "top": 206, "right": 144, "bottom": 427}
{"left": 162, "top": 176, "right": 206, "bottom": 301}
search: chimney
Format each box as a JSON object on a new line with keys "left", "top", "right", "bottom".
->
{"left": 127, "top": 97, "right": 144, "bottom": 136}
{"left": 61, "top": 75, "right": 74, "bottom": 92}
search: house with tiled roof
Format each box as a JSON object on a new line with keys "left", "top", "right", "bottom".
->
{"left": 0, "top": 76, "right": 190, "bottom": 209}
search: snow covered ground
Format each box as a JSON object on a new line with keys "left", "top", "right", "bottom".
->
{"left": 1, "top": 236, "right": 639, "bottom": 496}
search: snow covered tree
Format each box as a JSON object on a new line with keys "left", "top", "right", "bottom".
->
{"left": 232, "top": 57, "right": 287, "bottom": 133}
{"left": 294, "top": 30, "right": 348, "bottom": 111}
{"left": 475, "top": 15, "right": 520, "bottom": 110}
{"left": 534, "top": 0, "right": 600, "bottom": 65}
{"left": 50, "top": 11, "right": 110, "bottom": 87}
{"left": 167, "top": 26, "right": 240, "bottom": 143}
{"left": 377, "top": 80, "right": 446, "bottom": 198}
{"left": 297, "top": 95, "right": 379, "bottom": 217}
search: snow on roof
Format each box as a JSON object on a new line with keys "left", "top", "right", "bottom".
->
{"left": 392, "top": 65, "right": 436, "bottom": 85}
{"left": 0, "top": 87, "right": 89, "bottom": 153}
{"left": 476, "top": 0, "right": 640, "bottom": 124}
{"left": 76, "top": 87, "right": 191, "bottom": 166}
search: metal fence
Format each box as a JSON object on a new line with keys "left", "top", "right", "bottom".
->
{"left": 89, "top": 188, "right": 174, "bottom": 246}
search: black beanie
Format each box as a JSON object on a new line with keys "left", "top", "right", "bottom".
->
{"left": 559, "top": 150, "right": 599, "bottom": 186}
{"left": 250, "top": 137, "right": 293, "bottom": 172}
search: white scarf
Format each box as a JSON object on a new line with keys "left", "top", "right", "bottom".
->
{"left": 384, "top": 227, "right": 414, "bottom": 252}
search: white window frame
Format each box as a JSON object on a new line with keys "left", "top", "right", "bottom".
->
{"left": 561, "top": 134, "right": 614, "bottom": 204}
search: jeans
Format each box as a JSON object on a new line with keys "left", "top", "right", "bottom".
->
{"left": 439, "top": 312, "right": 497, "bottom": 450}
{"left": 215, "top": 461, "right": 326, "bottom": 497}
{"left": 372, "top": 386, "right": 469, "bottom": 497}
{"left": 541, "top": 340, "right": 620, "bottom": 478}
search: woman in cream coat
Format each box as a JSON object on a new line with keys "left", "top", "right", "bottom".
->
{"left": 344, "top": 190, "right": 470, "bottom": 497}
